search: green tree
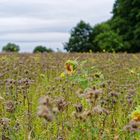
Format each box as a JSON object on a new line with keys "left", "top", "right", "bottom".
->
{"left": 92, "top": 22, "right": 125, "bottom": 52}
{"left": 91, "top": 22, "right": 111, "bottom": 52}
{"left": 64, "top": 20, "right": 94, "bottom": 52}
{"left": 33, "top": 46, "right": 53, "bottom": 53}
{"left": 2, "top": 43, "right": 20, "bottom": 52}
{"left": 94, "top": 30, "right": 125, "bottom": 52}
{"left": 111, "top": 0, "right": 140, "bottom": 52}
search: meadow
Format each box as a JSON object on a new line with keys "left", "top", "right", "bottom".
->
{"left": 0, "top": 53, "right": 140, "bottom": 140}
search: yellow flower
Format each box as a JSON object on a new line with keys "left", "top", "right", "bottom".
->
{"left": 131, "top": 106, "right": 140, "bottom": 121}
{"left": 65, "top": 63, "right": 74, "bottom": 75}
{"left": 60, "top": 72, "right": 66, "bottom": 78}
{"left": 65, "top": 60, "right": 78, "bottom": 75}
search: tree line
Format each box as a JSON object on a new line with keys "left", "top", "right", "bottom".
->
{"left": 65, "top": 0, "right": 140, "bottom": 53}
{"left": 1, "top": 43, "right": 54, "bottom": 53}
{"left": 2, "top": 0, "right": 140, "bottom": 53}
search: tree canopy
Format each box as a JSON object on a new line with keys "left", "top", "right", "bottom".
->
{"left": 2, "top": 43, "right": 20, "bottom": 52}
{"left": 92, "top": 22, "right": 125, "bottom": 52}
{"left": 111, "top": 0, "right": 140, "bottom": 52}
{"left": 33, "top": 46, "right": 53, "bottom": 53}
{"left": 64, "top": 20, "right": 94, "bottom": 52}
{"left": 64, "top": 0, "right": 140, "bottom": 53}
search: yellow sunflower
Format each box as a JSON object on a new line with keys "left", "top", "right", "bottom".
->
{"left": 131, "top": 106, "right": 140, "bottom": 121}
{"left": 65, "top": 60, "right": 78, "bottom": 75}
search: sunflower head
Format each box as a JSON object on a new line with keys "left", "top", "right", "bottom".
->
{"left": 65, "top": 60, "right": 78, "bottom": 75}
{"left": 131, "top": 106, "right": 140, "bottom": 121}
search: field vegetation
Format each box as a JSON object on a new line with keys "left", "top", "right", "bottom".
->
{"left": 0, "top": 53, "right": 140, "bottom": 139}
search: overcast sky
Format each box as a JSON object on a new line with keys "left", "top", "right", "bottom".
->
{"left": 0, "top": 0, "right": 115, "bottom": 52}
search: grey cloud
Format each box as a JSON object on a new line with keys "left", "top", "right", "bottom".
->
{"left": 0, "top": 32, "right": 69, "bottom": 42}
{"left": 0, "top": 18, "right": 75, "bottom": 35}
{"left": 0, "top": 0, "right": 114, "bottom": 19}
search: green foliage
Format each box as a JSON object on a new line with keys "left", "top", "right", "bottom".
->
{"left": 0, "top": 53, "right": 140, "bottom": 139}
{"left": 65, "top": 0, "right": 140, "bottom": 53}
{"left": 65, "top": 21, "right": 126, "bottom": 53}
{"left": 92, "top": 22, "right": 111, "bottom": 38}
{"left": 92, "top": 22, "right": 125, "bottom": 52}
{"left": 64, "top": 20, "right": 94, "bottom": 52}
{"left": 94, "top": 30, "right": 125, "bottom": 52}
{"left": 2, "top": 43, "right": 20, "bottom": 52}
{"left": 33, "top": 46, "right": 53, "bottom": 53}
{"left": 91, "top": 22, "right": 110, "bottom": 52}
{"left": 63, "top": 59, "right": 104, "bottom": 89}
{"left": 111, "top": 0, "right": 140, "bottom": 52}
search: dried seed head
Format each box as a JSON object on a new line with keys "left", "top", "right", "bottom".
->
{"left": 128, "top": 89, "right": 136, "bottom": 96}
{"left": 57, "top": 136, "right": 64, "bottom": 140}
{"left": 74, "top": 103, "right": 83, "bottom": 113}
{"left": 82, "top": 110, "right": 92, "bottom": 117}
{"left": 39, "top": 95, "right": 53, "bottom": 108}
{"left": 127, "top": 98, "right": 133, "bottom": 105}
{"left": 93, "top": 105, "right": 109, "bottom": 115}
{"left": 2, "top": 135, "right": 10, "bottom": 140}
{"left": 100, "top": 99, "right": 107, "bottom": 106}
{"left": 76, "top": 89, "right": 83, "bottom": 95}
{"left": 112, "top": 98, "right": 117, "bottom": 104}
{"left": 72, "top": 111, "right": 78, "bottom": 119}
{"left": 5, "top": 100, "right": 15, "bottom": 113}
{"left": 85, "top": 88, "right": 103, "bottom": 100}
{"left": 0, "top": 118, "right": 10, "bottom": 127}
{"left": 100, "top": 82, "right": 106, "bottom": 88}
{"left": 93, "top": 106, "right": 103, "bottom": 115}
{"left": 56, "top": 98, "right": 69, "bottom": 112}
{"left": 94, "top": 89, "right": 103, "bottom": 99}
{"left": 52, "top": 107, "right": 59, "bottom": 115}
{"left": 37, "top": 105, "right": 53, "bottom": 122}
{"left": 85, "top": 89, "right": 95, "bottom": 99}
{"left": 13, "top": 122, "right": 20, "bottom": 131}
{"left": 123, "top": 120, "right": 140, "bottom": 132}
{"left": 109, "top": 92, "right": 119, "bottom": 98}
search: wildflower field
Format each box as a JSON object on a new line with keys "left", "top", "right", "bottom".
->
{"left": 0, "top": 53, "right": 140, "bottom": 140}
